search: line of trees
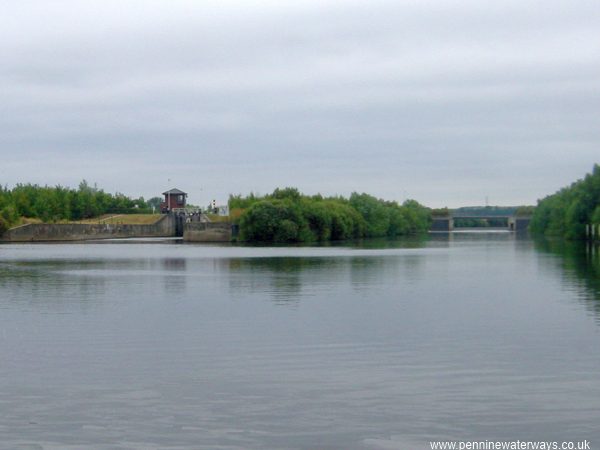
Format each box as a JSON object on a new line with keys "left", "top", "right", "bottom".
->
{"left": 530, "top": 164, "right": 600, "bottom": 240}
{"left": 0, "top": 181, "right": 155, "bottom": 234}
{"left": 229, "top": 188, "right": 431, "bottom": 243}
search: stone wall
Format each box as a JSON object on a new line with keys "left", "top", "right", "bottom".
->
{"left": 0, "top": 215, "right": 176, "bottom": 242}
{"left": 183, "top": 222, "right": 232, "bottom": 242}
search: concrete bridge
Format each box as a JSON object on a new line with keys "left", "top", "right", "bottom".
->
{"left": 430, "top": 212, "right": 531, "bottom": 232}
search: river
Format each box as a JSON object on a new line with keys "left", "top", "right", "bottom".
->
{"left": 1, "top": 233, "right": 599, "bottom": 449}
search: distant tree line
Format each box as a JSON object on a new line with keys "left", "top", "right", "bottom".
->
{"left": 530, "top": 164, "right": 600, "bottom": 240}
{"left": 0, "top": 181, "right": 154, "bottom": 234}
{"left": 229, "top": 187, "right": 431, "bottom": 243}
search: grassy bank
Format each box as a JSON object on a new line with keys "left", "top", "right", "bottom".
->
{"left": 74, "top": 214, "right": 162, "bottom": 225}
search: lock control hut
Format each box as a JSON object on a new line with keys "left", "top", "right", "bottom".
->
{"left": 160, "top": 188, "right": 188, "bottom": 213}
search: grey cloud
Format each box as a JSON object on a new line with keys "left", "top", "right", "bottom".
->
{"left": 1, "top": 0, "right": 599, "bottom": 207}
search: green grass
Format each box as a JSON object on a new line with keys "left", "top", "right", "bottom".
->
{"left": 206, "top": 214, "right": 231, "bottom": 223}
{"left": 74, "top": 214, "right": 162, "bottom": 225}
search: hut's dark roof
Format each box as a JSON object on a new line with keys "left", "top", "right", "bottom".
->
{"left": 162, "top": 188, "right": 187, "bottom": 195}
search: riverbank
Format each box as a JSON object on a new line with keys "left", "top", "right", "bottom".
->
{"left": 0, "top": 215, "right": 176, "bottom": 242}
{"left": 0, "top": 215, "right": 239, "bottom": 243}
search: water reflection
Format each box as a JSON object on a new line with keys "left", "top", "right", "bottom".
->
{"left": 343, "top": 235, "right": 429, "bottom": 249}
{"left": 225, "top": 253, "right": 425, "bottom": 305}
{"left": 161, "top": 258, "right": 187, "bottom": 271}
{"left": 0, "top": 261, "right": 107, "bottom": 312}
{"left": 0, "top": 257, "right": 195, "bottom": 312}
{"left": 428, "top": 230, "right": 517, "bottom": 243}
{"left": 160, "top": 258, "right": 188, "bottom": 295}
{"left": 534, "top": 239, "right": 600, "bottom": 320}
{"left": 1, "top": 239, "right": 600, "bottom": 448}
{"left": 226, "top": 257, "right": 332, "bottom": 305}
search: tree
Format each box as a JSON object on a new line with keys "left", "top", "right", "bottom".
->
{"left": 234, "top": 188, "right": 430, "bottom": 243}
{"left": 0, "top": 181, "right": 154, "bottom": 230}
{"left": 349, "top": 193, "right": 390, "bottom": 237}
{"left": 147, "top": 197, "right": 162, "bottom": 211}
{"left": 531, "top": 164, "right": 600, "bottom": 240}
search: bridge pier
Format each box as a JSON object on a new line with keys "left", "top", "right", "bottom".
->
{"left": 507, "top": 216, "right": 531, "bottom": 232}
{"left": 431, "top": 216, "right": 454, "bottom": 231}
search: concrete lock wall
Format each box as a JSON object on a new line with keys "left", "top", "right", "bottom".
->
{"left": 183, "top": 222, "right": 232, "bottom": 242}
{"left": 0, "top": 215, "right": 176, "bottom": 242}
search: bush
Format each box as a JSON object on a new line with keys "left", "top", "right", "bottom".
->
{"left": 234, "top": 188, "right": 430, "bottom": 243}
{"left": 0, "top": 216, "right": 8, "bottom": 235}
{"left": 592, "top": 205, "right": 600, "bottom": 225}
{"left": 0, "top": 181, "right": 153, "bottom": 225}
{"left": 239, "top": 200, "right": 310, "bottom": 243}
{"left": 531, "top": 164, "right": 600, "bottom": 239}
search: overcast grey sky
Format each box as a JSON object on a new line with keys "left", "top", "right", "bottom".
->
{"left": 1, "top": 0, "right": 598, "bottom": 207}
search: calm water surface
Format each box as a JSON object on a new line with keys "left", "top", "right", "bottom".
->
{"left": 1, "top": 234, "right": 599, "bottom": 449}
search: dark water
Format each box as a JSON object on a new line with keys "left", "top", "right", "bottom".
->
{"left": 1, "top": 234, "right": 599, "bottom": 450}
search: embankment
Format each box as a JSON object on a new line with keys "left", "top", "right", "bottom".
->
{"left": 0, "top": 215, "right": 176, "bottom": 242}
{"left": 183, "top": 222, "right": 233, "bottom": 242}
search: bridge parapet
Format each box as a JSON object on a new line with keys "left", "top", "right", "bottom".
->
{"left": 429, "top": 215, "right": 531, "bottom": 232}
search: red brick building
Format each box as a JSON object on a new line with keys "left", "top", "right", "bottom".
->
{"left": 160, "top": 188, "right": 187, "bottom": 213}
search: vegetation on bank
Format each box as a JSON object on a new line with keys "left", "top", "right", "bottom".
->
{"left": 530, "top": 164, "right": 600, "bottom": 240}
{"left": 229, "top": 188, "right": 431, "bottom": 243}
{"left": 0, "top": 181, "right": 155, "bottom": 234}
